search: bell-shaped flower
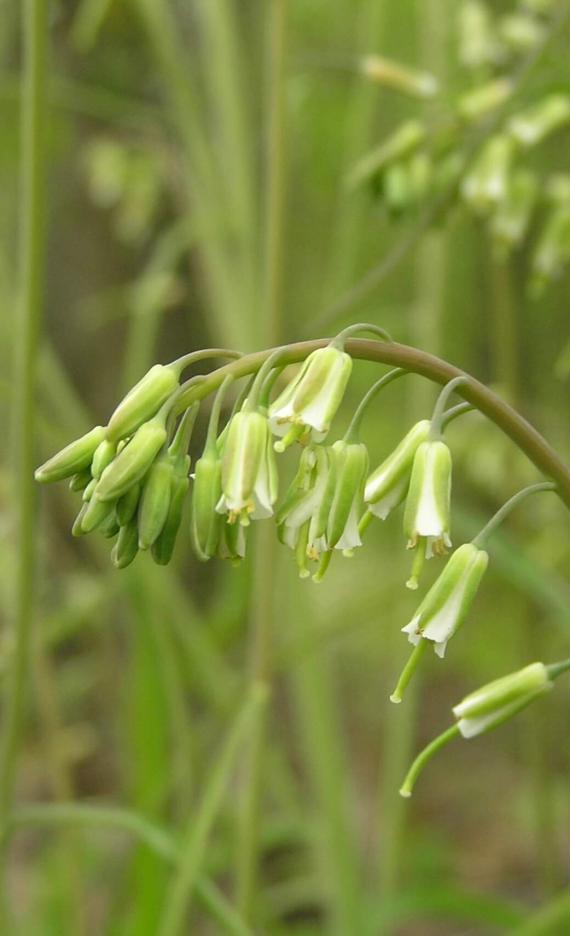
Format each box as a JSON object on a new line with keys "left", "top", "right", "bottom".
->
{"left": 217, "top": 410, "right": 278, "bottom": 525}
{"left": 35, "top": 425, "right": 106, "bottom": 484}
{"left": 402, "top": 542, "right": 488, "bottom": 658}
{"left": 269, "top": 345, "right": 352, "bottom": 449}
{"left": 276, "top": 446, "right": 330, "bottom": 578}
{"left": 403, "top": 438, "right": 452, "bottom": 587}
{"left": 452, "top": 662, "right": 552, "bottom": 738}
{"left": 191, "top": 449, "right": 223, "bottom": 559}
{"left": 364, "top": 419, "right": 431, "bottom": 521}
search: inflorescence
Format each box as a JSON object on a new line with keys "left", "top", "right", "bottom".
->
{"left": 35, "top": 324, "right": 569, "bottom": 796}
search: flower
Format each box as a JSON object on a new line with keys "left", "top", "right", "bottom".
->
{"left": 217, "top": 410, "right": 278, "bottom": 525}
{"left": 95, "top": 417, "right": 168, "bottom": 502}
{"left": 313, "top": 440, "right": 368, "bottom": 555}
{"left": 452, "top": 662, "right": 552, "bottom": 738}
{"left": 403, "top": 438, "right": 452, "bottom": 587}
{"left": 269, "top": 345, "right": 352, "bottom": 449}
{"left": 364, "top": 419, "right": 431, "bottom": 520}
{"left": 402, "top": 542, "right": 488, "bottom": 658}
{"left": 191, "top": 447, "right": 223, "bottom": 559}
{"left": 277, "top": 445, "right": 331, "bottom": 577}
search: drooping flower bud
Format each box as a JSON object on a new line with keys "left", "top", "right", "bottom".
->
{"left": 151, "top": 474, "right": 189, "bottom": 566}
{"left": 490, "top": 169, "right": 537, "bottom": 254}
{"left": 106, "top": 364, "right": 179, "bottom": 443}
{"left": 276, "top": 446, "right": 331, "bottom": 578}
{"left": 461, "top": 134, "right": 515, "bottom": 215}
{"left": 402, "top": 542, "right": 488, "bottom": 658}
{"left": 191, "top": 451, "right": 223, "bottom": 560}
{"left": 347, "top": 120, "right": 426, "bottom": 191}
{"left": 509, "top": 95, "right": 570, "bottom": 148}
{"left": 35, "top": 425, "right": 106, "bottom": 484}
{"left": 137, "top": 457, "right": 175, "bottom": 549}
{"left": 116, "top": 483, "right": 141, "bottom": 526}
{"left": 91, "top": 439, "right": 118, "bottom": 479}
{"left": 360, "top": 54, "right": 438, "bottom": 99}
{"left": 80, "top": 491, "right": 118, "bottom": 534}
{"left": 217, "top": 410, "right": 277, "bottom": 525}
{"left": 403, "top": 439, "right": 452, "bottom": 587}
{"left": 269, "top": 346, "right": 352, "bottom": 448}
{"left": 69, "top": 469, "right": 92, "bottom": 493}
{"left": 364, "top": 419, "right": 431, "bottom": 521}
{"left": 452, "top": 662, "right": 552, "bottom": 738}
{"left": 319, "top": 440, "right": 368, "bottom": 554}
{"left": 111, "top": 520, "right": 139, "bottom": 569}
{"left": 457, "top": 79, "right": 512, "bottom": 123}
{"left": 95, "top": 417, "right": 167, "bottom": 502}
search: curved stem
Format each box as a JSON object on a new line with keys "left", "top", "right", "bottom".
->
{"left": 473, "top": 482, "right": 557, "bottom": 547}
{"left": 399, "top": 724, "right": 461, "bottom": 798}
{"left": 333, "top": 321, "right": 392, "bottom": 347}
{"left": 205, "top": 376, "right": 234, "bottom": 450}
{"left": 173, "top": 338, "right": 570, "bottom": 511}
{"left": 390, "top": 639, "right": 429, "bottom": 704}
{"left": 344, "top": 368, "right": 406, "bottom": 442}
{"left": 440, "top": 401, "right": 474, "bottom": 430}
{"left": 429, "top": 375, "right": 468, "bottom": 439}
{"left": 547, "top": 658, "right": 570, "bottom": 681}
{"left": 171, "top": 348, "right": 242, "bottom": 378}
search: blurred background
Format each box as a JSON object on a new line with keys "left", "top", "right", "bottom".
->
{"left": 2, "top": 0, "right": 570, "bottom": 933}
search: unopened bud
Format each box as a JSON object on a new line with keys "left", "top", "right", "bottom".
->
{"left": 35, "top": 425, "right": 106, "bottom": 484}
{"left": 453, "top": 662, "right": 551, "bottom": 737}
{"left": 91, "top": 439, "right": 117, "bottom": 479}
{"left": 116, "top": 483, "right": 141, "bottom": 526}
{"left": 191, "top": 451, "right": 223, "bottom": 560}
{"left": 404, "top": 439, "right": 452, "bottom": 572}
{"left": 457, "top": 79, "right": 512, "bottom": 123}
{"left": 138, "top": 458, "right": 174, "bottom": 549}
{"left": 151, "top": 474, "right": 189, "bottom": 565}
{"left": 111, "top": 521, "right": 139, "bottom": 569}
{"left": 95, "top": 418, "right": 167, "bottom": 502}
{"left": 360, "top": 54, "right": 438, "bottom": 99}
{"left": 462, "top": 134, "right": 515, "bottom": 215}
{"left": 509, "top": 95, "right": 570, "bottom": 148}
{"left": 106, "top": 364, "right": 179, "bottom": 443}
{"left": 365, "top": 420, "right": 431, "bottom": 521}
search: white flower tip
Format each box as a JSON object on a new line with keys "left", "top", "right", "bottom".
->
{"left": 341, "top": 548, "right": 355, "bottom": 559}
{"left": 399, "top": 787, "right": 412, "bottom": 799}
{"left": 390, "top": 692, "right": 403, "bottom": 705}
{"left": 406, "top": 576, "right": 419, "bottom": 591}
{"left": 274, "top": 440, "right": 286, "bottom": 453}
{"left": 298, "top": 569, "right": 310, "bottom": 579}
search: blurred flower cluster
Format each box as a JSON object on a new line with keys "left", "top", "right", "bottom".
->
{"left": 350, "top": 0, "right": 570, "bottom": 295}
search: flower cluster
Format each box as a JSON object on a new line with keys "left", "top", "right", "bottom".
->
{"left": 36, "top": 327, "right": 566, "bottom": 798}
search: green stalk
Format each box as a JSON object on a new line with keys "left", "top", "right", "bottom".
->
{"left": 234, "top": 0, "right": 288, "bottom": 924}
{"left": 0, "top": 0, "right": 47, "bottom": 891}
{"left": 158, "top": 687, "right": 267, "bottom": 936}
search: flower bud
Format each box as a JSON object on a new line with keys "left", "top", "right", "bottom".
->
{"left": 277, "top": 446, "right": 331, "bottom": 574}
{"left": 71, "top": 503, "right": 89, "bottom": 537}
{"left": 137, "top": 458, "right": 174, "bottom": 549}
{"left": 402, "top": 542, "right": 488, "bottom": 658}
{"left": 217, "top": 516, "right": 247, "bottom": 564}
{"left": 269, "top": 346, "right": 352, "bottom": 447}
{"left": 111, "top": 520, "right": 139, "bottom": 569}
{"left": 91, "top": 439, "right": 118, "bottom": 479}
{"left": 95, "top": 417, "right": 167, "bottom": 502}
{"left": 347, "top": 120, "right": 426, "bottom": 190}
{"left": 116, "top": 483, "right": 141, "bottom": 526}
{"left": 490, "top": 169, "right": 537, "bottom": 253}
{"left": 453, "top": 662, "right": 552, "bottom": 738}
{"left": 191, "top": 451, "right": 223, "bottom": 560}
{"left": 217, "top": 411, "right": 277, "bottom": 525}
{"left": 99, "top": 511, "right": 120, "bottom": 539}
{"left": 151, "top": 474, "right": 189, "bottom": 565}
{"left": 82, "top": 478, "right": 97, "bottom": 502}
{"left": 69, "top": 469, "right": 92, "bottom": 493}
{"left": 365, "top": 420, "right": 431, "bottom": 520}
{"left": 35, "top": 425, "right": 106, "bottom": 484}
{"left": 404, "top": 439, "right": 452, "bottom": 556}
{"left": 457, "top": 79, "right": 512, "bottom": 123}
{"left": 461, "top": 134, "right": 515, "bottom": 215}
{"left": 509, "top": 95, "right": 570, "bottom": 148}
{"left": 360, "top": 55, "right": 438, "bottom": 99}
{"left": 81, "top": 492, "right": 118, "bottom": 534}
{"left": 321, "top": 440, "right": 368, "bottom": 553}
{"left": 106, "top": 364, "right": 179, "bottom": 443}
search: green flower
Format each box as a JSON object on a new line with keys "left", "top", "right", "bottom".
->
{"left": 402, "top": 542, "right": 488, "bottom": 658}
{"left": 217, "top": 410, "right": 277, "bottom": 525}
{"left": 364, "top": 420, "right": 431, "bottom": 520}
{"left": 403, "top": 439, "right": 452, "bottom": 582}
{"left": 35, "top": 425, "right": 106, "bottom": 484}
{"left": 452, "top": 662, "right": 552, "bottom": 738}
{"left": 106, "top": 363, "right": 179, "bottom": 443}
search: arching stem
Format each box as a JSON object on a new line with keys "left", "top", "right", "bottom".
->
{"left": 399, "top": 724, "right": 461, "bottom": 798}
{"left": 473, "top": 482, "right": 557, "bottom": 547}
{"left": 429, "top": 375, "right": 468, "bottom": 439}
{"left": 344, "top": 368, "right": 406, "bottom": 442}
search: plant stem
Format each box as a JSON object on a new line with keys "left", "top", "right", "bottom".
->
{"left": 174, "top": 339, "right": 570, "bottom": 510}
{"left": 0, "top": 0, "right": 47, "bottom": 894}
{"left": 159, "top": 687, "right": 266, "bottom": 936}
{"left": 473, "top": 483, "right": 557, "bottom": 547}
{"left": 343, "top": 368, "right": 406, "bottom": 442}
{"left": 399, "top": 725, "right": 461, "bottom": 798}
{"left": 234, "top": 0, "right": 288, "bottom": 924}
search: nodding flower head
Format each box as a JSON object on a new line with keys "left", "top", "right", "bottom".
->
{"left": 403, "top": 438, "right": 452, "bottom": 587}
{"left": 452, "top": 662, "right": 552, "bottom": 738}
{"left": 402, "top": 542, "right": 488, "bottom": 659}
{"left": 217, "top": 410, "right": 278, "bottom": 526}
{"left": 269, "top": 345, "right": 352, "bottom": 449}
{"left": 364, "top": 419, "right": 431, "bottom": 521}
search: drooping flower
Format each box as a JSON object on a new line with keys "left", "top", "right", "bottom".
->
{"left": 402, "top": 542, "right": 488, "bottom": 658}
{"left": 106, "top": 363, "right": 179, "bottom": 443}
{"left": 403, "top": 438, "right": 452, "bottom": 587}
{"left": 269, "top": 345, "right": 352, "bottom": 449}
{"left": 452, "top": 662, "right": 552, "bottom": 738}
{"left": 217, "top": 410, "right": 278, "bottom": 525}
{"left": 364, "top": 419, "right": 431, "bottom": 521}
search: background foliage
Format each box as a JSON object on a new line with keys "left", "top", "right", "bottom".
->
{"left": 2, "top": 0, "right": 570, "bottom": 933}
